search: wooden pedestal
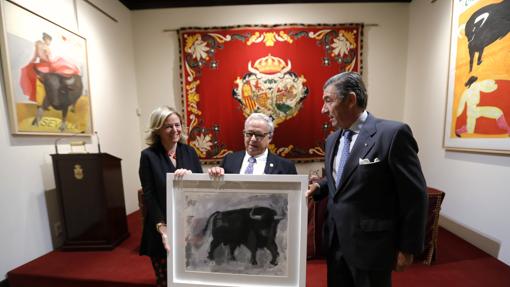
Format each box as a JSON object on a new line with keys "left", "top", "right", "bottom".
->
{"left": 51, "top": 153, "right": 129, "bottom": 250}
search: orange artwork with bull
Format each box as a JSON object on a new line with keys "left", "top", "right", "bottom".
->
{"left": 450, "top": 0, "right": 510, "bottom": 138}
{"left": 445, "top": 0, "right": 510, "bottom": 153}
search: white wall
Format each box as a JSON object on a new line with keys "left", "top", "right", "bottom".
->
{"left": 0, "top": 0, "right": 141, "bottom": 280}
{"left": 405, "top": 0, "right": 510, "bottom": 265}
{"left": 2, "top": 0, "right": 508, "bottom": 282}
{"left": 131, "top": 0, "right": 510, "bottom": 267}
{"left": 131, "top": 2, "right": 410, "bottom": 173}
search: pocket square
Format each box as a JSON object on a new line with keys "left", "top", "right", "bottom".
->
{"left": 359, "top": 157, "right": 380, "bottom": 165}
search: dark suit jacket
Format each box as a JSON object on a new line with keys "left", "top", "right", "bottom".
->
{"left": 221, "top": 150, "right": 297, "bottom": 175}
{"left": 314, "top": 113, "right": 427, "bottom": 270}
{"left": 139, "top": 141, "right": 202, "bottom": 257}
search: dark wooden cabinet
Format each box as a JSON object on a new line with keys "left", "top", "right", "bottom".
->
{"left": 51, "top": 153, "right": 129, "bottom": 250}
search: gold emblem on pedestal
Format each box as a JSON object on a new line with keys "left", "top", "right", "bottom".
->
{"left": 73, "top": 164, "right": 84, "bottom": 180}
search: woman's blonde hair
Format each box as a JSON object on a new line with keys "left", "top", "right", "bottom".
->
{"left": 145, "top": 106, "right": 185, "bottom": 146}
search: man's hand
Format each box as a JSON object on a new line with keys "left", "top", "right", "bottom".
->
{"left": 306, "top": 182, "right": 320, "bottom": 198}
{"left": 174, "top": 168, "right": 192, "bottom": 178}
{"left": 208, "top": 166, "right": 225, "bottom": 177}
{"left": 394, "top": 251, "right": 414, "bottom": 272}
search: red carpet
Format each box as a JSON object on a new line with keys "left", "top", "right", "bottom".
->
{"left": 8, "top": 211, "right": 510, "bottom": 287}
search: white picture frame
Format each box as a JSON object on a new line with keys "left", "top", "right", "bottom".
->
{"left": 443, "top": 0, "right": 510, "bottom": 154}
{"left": 166, "top": 174, "right": 308, "bottom": 287}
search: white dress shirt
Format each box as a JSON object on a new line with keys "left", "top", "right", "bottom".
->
{"left": 240, "top": 149, "right": 268, "bottom": 175}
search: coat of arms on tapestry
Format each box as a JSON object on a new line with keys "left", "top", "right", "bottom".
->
{"left": 178, "top": 24, "right": 363, "bottom": 162}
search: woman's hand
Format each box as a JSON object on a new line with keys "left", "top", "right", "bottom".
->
{"left": 157, "top": 224, "right": 171, "bottom": 252}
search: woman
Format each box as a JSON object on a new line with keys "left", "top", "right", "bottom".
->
{"left": 139, "top": 106, "right": 202, "bottom": 286}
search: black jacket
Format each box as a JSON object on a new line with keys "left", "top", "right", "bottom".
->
{"left": 314, "top": 113, "right": 427, "bottom": 270}
{"left": 138, "top": 141, "right": 202, "bottom": 257}
{"left": 220, "top": 150, "right": 297, "bottom": 175}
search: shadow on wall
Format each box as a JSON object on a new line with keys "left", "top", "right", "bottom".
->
{"left": 445, "top": 150, "right": 510, "bottom": 168}
{"left": 44, "top": 188, "right": 65, "bottom": 249}
{"left": 439, "top": 215, "right": 501, "bottom": 258}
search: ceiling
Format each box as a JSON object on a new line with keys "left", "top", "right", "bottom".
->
{"left": 119, "top": 0, "right": 411, "bottom": 10}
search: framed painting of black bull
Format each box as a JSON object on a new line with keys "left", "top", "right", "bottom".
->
{"left": 167, "top": 174, "right": 308, "bottom": 287}
{"left": 0, "top": 0, "right": 92, "bottom": 135}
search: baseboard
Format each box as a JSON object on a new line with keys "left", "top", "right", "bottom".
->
{"left": 439, "top": 214, "right": 501, "bottom": 258}
{"left": 0, "top": 278, "right": 10, "bottom": 287}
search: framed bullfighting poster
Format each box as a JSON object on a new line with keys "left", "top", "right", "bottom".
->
{"left": 166, "top": 173, "right": 308, "bottom": 287}
{"left": 443, "top": 0, "right": 510, "bottom": 154}
{"left": 0, "top": 0, "right": 93, "bottom": 135}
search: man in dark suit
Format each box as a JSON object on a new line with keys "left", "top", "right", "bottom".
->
{"left": 306, "top": 72, "right": 427, "bottom": 287}
{"left": 208, "top": 113, "right": 297, "bottom": 175}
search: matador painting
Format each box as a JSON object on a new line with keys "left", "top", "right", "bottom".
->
{"left": 0, "top": 1, "right": 92, "bottom": 135}
{"left": 445, "top": 0, "right": 510, "bottom": 153}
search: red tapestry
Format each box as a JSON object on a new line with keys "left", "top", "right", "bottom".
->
{"left": 178, "top": 24, "right": 363, "bottom": 162}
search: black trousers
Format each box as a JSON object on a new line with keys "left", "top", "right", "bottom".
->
{"left": 327, "top": 228, "right": 391, "bottom": 287}
{"left": 150, "top": 256, "right": 167, "bottom": 287}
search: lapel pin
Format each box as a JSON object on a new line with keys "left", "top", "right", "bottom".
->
{"left": 269, "top": 163, "right": 274, "bottom": 167}
{"left": 364, "top": 143, "right": 368, "bottom": 146}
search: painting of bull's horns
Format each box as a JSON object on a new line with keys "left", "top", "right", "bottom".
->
{"left": 186, "top": 196, "right": 288, "bottom": 275}
{"left": 0, "top": 0, "right": 93, "bottom": 135}
{"left": 167, "top": 174, "right": 308, "bottom": 287}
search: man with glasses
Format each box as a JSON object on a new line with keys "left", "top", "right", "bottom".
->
{"left": 208, "top": 113, "right": 297, "bottom": 175}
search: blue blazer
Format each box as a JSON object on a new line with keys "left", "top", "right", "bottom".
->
{"left": 139, "top": 141, "right": 202, "bottom": 257}
{"left": 314, "top": 113, "right": 427, "bottom": 270}
{"left": 221, "top": 150, "right": 297, "bottom": 175}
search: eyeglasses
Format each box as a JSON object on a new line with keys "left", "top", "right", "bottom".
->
{"left": 243, "top": 131, "right": 270, "bottom": 141}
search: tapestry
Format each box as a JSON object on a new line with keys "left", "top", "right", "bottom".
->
{"left": 178, "top": 24, "right": 363, "bottom": 162}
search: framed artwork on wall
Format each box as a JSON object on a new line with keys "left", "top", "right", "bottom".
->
{"left": 0, "top": 0, "right": 93, "bottom": 135}
{"left": 443, "top": 0, "right": 510, "bottom": 154}
{"left": 178, "top": 24, "right": 363, "bottom": 162}
{"left": 166, "top": 173, "right": 308, "bottom": 287}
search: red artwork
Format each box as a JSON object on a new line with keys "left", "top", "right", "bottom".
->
{"left": 178, "top": 24, "right": 363, "bottom": 162}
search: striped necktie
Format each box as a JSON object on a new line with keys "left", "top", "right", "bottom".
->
{"left": 335, "top": 130, "right": 353, "bottom": 188}
{"left": 244, "top": 157, "right": 256, "bottom": 174}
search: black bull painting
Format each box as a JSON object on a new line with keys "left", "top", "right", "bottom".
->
{"left": 32, "top": 68, "right": 83, "bottom": 132}
{"left": 200, "top": 207, "right": 283, "bottom": 266}
{"left": 465, "top": 0, "right": 510, "bottom": 72}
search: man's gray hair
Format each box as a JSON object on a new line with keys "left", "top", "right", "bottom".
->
{"left": 323, "top": 71, "right": 367, "bottom": 109}
{"left": 245, "top": 113, "right": 274, "bottom": 136}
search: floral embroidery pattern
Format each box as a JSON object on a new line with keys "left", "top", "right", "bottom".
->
{"left": 179, "top": 24, "right": 362, "bottom": 162}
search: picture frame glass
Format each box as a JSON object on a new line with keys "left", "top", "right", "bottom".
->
{"left": 167, "top": 174, "right": 308, "bottom": 287}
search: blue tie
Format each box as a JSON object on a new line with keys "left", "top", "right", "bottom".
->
{"left": 335, "top": 130, "right": 353, "bottom": 188}
{"left": 244, "top": 157, "right": 256, "bottom": 174}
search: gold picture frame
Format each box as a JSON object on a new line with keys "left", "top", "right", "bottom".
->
{"left": 0, "top": 0, "right": 93, "bottom": 135}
